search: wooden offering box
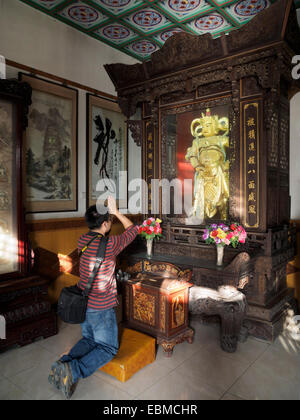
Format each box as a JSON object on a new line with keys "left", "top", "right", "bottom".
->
{"left": 123, "top": 273, "right": 194, "bottom": 357}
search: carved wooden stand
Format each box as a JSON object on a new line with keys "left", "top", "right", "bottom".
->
{"left": 122, "top": 265, "right": 194, "bottom": 357}
{"left": 0, "top": 275, "right": 57, "bottom": 351}
{"left": 123, "top": 253, "right": 250, "bottom": 352}
{"left": 189, "top": 286, "right": 247, "bottom": 353}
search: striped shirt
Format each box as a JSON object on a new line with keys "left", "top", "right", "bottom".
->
{"left": 77, "top": 225, "right": 138, "bottom": 310}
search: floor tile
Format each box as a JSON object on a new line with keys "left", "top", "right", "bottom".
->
{"left": 0, "top": 376, "right": 32, "bottom": 400}
{"left": 38, "top": 324, "right": 82, "bottom": 357}
{"left": 189, "top": 319, "right": 221, "bottom": 344}
{"left": 8, "top": 360, "right": 57, "bottom": 400}
{"left": 252, "top": 345, "right": 300, "bottom": 384}
{"left": 229, "top": 365, "right": 300, "bottom": 400}
{"left": 201, "top": 336, "right": 270, "bottom": 366}
{"left": 273, "top": 333, "right": 300, "bottom": 358}
{"left": 175, "top": 347, "right": 249, "bottom": 393}
{"left": 0, "top": 342, "right": 55, "bottom": 379}
{"left": 1, "top": 313, "right": 300, "bottom": 400}
{"left": 137, "top": 369, "right": 222, "bottom": 400}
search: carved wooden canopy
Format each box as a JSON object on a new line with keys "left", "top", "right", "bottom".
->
{"left": 105, "top": 0, "right": 300, "bottom": 118}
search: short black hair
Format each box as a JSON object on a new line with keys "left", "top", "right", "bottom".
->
{"left": 85, "top": 205, "right": 110, "bottom": 229}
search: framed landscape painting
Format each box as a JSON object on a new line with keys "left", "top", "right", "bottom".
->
{"left": 19, "top": 73, "right": 78, "bottom": 213}
{"left": 87, "top": 94, "right": 127, "bottom": 209}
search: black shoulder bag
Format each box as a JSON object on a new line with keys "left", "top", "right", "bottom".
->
{"left": 57, "top": 235, "right": 108, "bottom": 324}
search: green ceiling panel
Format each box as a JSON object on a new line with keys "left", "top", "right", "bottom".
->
{"left": 18, "top": 0, "right": 300, "bottom": 62}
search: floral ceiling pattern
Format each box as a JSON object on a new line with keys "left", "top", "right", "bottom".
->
{"left": 19, "top": 0, "right": 300, "bottom": 61}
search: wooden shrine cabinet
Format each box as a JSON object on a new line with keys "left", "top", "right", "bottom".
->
{"left": 123, "top": 262, "right": 194, "bottom": 356}
{"left": 106, "top": 0, "right": 300, "bottom": 342}
{"left": 0, "top": 79, "right": 57, "bottom": 351}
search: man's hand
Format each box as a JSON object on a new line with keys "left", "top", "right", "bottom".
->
{"left": 107, "top": 196, "right": 133, "bottom": 230}
{"left": 107, "top": 196, "right": 118, "bottom": 215}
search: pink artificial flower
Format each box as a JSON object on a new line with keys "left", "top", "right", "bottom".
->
{"left": 223, "top": 238, "right": 230, "bottom": 245}
{"left": 149, "top": 226, "right": 154, "bottom": 232}
{"left": 239, "top": 232, "right": 247, "bottom": 243}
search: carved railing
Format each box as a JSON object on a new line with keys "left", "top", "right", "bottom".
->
{"left": 159, "top": 222, "right": 297, "bottom": 259}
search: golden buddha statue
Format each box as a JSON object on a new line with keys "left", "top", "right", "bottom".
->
{"left": 185, "top": 109, "right": 229, "bottom": 220}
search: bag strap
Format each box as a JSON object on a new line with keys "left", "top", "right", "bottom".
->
{"left": 82, "top": 236, "right": 108, "bottom": 297}
{"left": 79, "top": 233, "right": 103, "bottom": 257}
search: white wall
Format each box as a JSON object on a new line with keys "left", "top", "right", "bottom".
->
{"left": 0, "top": 0, "right": 141, "bottom": 220}
{"left": 0, "top": 0, "right": 136, "bottom": 94}
{"left": 290, "top": 92, "right": 300, "bottom": 220}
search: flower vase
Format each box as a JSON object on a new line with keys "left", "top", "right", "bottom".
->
{"left": 146, "top": 238, "right": 153, "bottom": 258}
{"left": 216, "top": 244, "right": 224, "bottom": 266}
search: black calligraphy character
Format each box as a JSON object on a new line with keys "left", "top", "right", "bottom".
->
{"left": 93, "top": 115, "right": 105, "bottom": 166}
{"left": 93, "top": 115, "right": 116, "bottom": 179}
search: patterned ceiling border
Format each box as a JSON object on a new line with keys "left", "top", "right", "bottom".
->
{"left": 18, "top": 0, "right": 300, "bottom": 62}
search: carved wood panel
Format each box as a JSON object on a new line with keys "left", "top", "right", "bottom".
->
{"left": 240, "top": 99, "right": 264, "bottom": 231}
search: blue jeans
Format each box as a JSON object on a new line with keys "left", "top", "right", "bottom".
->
{"left": 60, "top": 307, "right": 119, "bottom": 383}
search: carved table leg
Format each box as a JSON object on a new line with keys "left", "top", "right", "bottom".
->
{"left": 220, "top": 300, "right": 247, "bottom": 353}
{"left": 187, "top": 335, "right": 194, "bottom": 344}
{"left": 160, "top": 342, "right": 175, "bottom": 357}
{"left": 185, "top": 328, "right": 195, "bottom": 344}
{"left": 157, "top": 328, "right": 195, "bottom": 357}
{"left": 189, "top": 285, "right": 247, "bottom": 353}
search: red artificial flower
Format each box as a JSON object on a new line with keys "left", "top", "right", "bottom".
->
{"left": 211, "top": 230, "right": 218, "bottom": 238}
{"left": 230, "top": 224, "right": 236, "bottom": 231}
{"left": 147, "top": 220, "right": 152, "bottom": 225}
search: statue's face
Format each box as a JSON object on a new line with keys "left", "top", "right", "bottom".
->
{"left": 199, "top": 149, "right": 223, "bottom": 167}
{"left": 202, "top": 120, "right": 216, "bottom": 138}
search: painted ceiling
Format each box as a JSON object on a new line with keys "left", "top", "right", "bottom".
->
{"left": 19, "top": 0, "right": 300, "bottom": 62}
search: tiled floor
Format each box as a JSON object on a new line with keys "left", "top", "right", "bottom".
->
{"left": 1, "top": 318, "right": 300, "bottom": 400}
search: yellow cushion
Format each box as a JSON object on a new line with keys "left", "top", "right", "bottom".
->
{"left": 99, "top": 328, "right": 156, "bottom": 382}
